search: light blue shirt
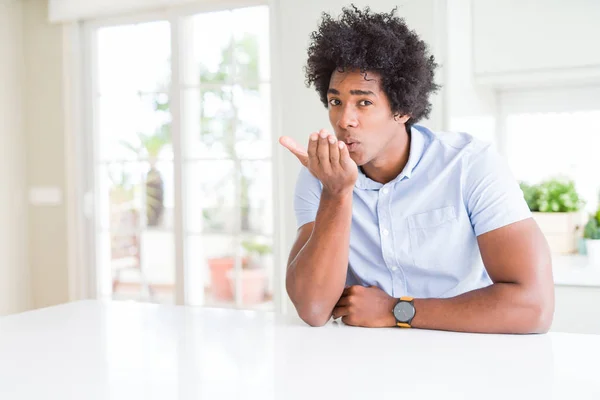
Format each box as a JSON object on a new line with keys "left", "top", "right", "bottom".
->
{"left": 293, "top": 125, "right": 531, "bottom": 299}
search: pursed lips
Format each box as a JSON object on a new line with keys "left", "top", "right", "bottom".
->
{"left": 341, "top": 138, "right": 360, "bottom": 151}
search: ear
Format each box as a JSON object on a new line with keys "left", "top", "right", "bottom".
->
{"left": 394, "top": 114, "right": 410, "bottom": 124}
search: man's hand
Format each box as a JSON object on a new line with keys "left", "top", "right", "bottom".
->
{"left": 332, "top": 285, "right": 398, "bottom": 328}
{"left": 279, "top": 130, "right": 358, "bottom": 196}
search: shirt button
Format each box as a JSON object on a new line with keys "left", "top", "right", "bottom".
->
{"left": 383, "top": 229, "right": 389, "bottom": 236}
{"left": 382, "top": 188, "right": 389, "bottom": 194}
{"left": 391, "top": 266, "right": 398, "bottom": 271}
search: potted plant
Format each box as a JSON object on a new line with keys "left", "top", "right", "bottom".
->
{"left": 520, "top": 178, "right": 585, "bottom": 254}
{"left": 208, "top": 239, "right": 270, "bottom": 305}
{"left": 234, "top": 239, "right": 271, "bottom": 305}
{"left": 583, "top": 210, "right": 600, "bottom": 265}
{"left": 208, "top": 255, "right": 243, "bottom": 302}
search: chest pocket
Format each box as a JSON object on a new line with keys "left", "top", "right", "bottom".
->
{"left": 408, "top": 206, "right": 458, "bottom": 270}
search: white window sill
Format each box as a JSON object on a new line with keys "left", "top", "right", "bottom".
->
{"left": 553, "top": 255, "right": 600, "bottom": 287}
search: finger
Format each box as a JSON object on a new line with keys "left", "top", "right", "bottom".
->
{"left": 335, "top": 295, "right": 351, "bottom": 307}
{"left": 317, "top": 130, "right": 331, "bottom": 171}
{"left": 332, "top": 306, "right": 350, "bottom": 320}
{"left": 307, "top": 133, "right": 319, "bottom": 165}
{"left": 342, "top": 285, "right": 359, "bottom": 297}
{"left": 338, "top": 141, "right": 352, "bottom": 168}
{"left": 328, "top": 135, "right": 340, "bottom": 165}
{"left": 279, "top": 136, "right": 309, "bottom": 166}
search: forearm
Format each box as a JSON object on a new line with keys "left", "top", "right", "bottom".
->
{"left": 411, "top": 282, "right": 554, "bottom": 334}
{"left": 287, "top": 190, "right": 352, "bottom": 326}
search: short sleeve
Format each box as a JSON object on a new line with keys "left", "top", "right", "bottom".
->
{"left": 464, "top": 144, "right": 531, "bottom": 236}
{"left": 294, "top": 167, "right": 322, "bottom": 228}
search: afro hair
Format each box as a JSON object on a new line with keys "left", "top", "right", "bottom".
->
{"left": 305, "top": 5, "right": 440, "bottom": 126}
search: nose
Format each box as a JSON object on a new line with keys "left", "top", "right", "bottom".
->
{"left": 336, "top": 105, "right": 359, "bottom": 130}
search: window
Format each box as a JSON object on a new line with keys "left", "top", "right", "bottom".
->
{"left": 500, "top": 87, "right": 600, "bottom": 212}
{"left": 88, "top": 4, "right": 274, "bottom": 310}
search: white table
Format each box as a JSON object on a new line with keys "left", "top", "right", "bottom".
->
{"left": 0, "top": 301, "right": 598, "bottom": 399}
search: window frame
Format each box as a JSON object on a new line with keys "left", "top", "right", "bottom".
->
{"left": 75, "top": 0, "right": 282, "bottom": 311}
{"left": 497, "top": 85, "right": 600, "bottom": 211}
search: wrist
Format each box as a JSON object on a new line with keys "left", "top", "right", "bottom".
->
{"left": 322, "top": 187, "right": 354, "bottom": 200}
{"left": 386, "top": 296, "right": 399, "bottom": 327}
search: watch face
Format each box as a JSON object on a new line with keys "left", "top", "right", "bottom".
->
{"left": 393, "top": 301, "right": 415, "bottom": 322}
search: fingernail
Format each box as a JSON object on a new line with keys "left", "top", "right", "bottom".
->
{"left": 338, "top": 141, "right": 345, "bottom": 149}
{"left": 320, "top": 131, "right": 328, "bottom": 139}
{"left": 310, "top": 134, "right": 318, "bottom": 141}
{"left": 328, "top": 136, "right": 336, "bottom": 144}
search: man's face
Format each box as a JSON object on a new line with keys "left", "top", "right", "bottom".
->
{"left": 327, "top": 70, "right": 404, "bottom": 167}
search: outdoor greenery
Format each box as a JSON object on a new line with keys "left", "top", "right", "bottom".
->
{"left": 116, "top": 32, "right": 264, "bottom": 232}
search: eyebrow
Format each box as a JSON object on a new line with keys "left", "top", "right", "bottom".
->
{"left": 327, "top": 88, "right": 376, "bottom": 96}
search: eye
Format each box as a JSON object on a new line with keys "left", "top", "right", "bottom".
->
{"left": 329, "top": 98, "right": 341, "bottom": 106}
{"left": 359, "top": 100, "right": 372, "bottom": 106}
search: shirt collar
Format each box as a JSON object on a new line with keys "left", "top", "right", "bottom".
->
{"left": 355, "top": 125, "right": 428, "bottom": 190}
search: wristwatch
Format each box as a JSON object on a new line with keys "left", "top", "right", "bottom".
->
{"left": 393, "top": 296, "right": 415, "bottom": 328}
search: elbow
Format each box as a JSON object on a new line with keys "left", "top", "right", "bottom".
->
{"left": 532, "top": 301, "right": 554, "bottom": 334}
{"left": 297, "top": 304, "right": 332, "bottom": 327}
{"left": 286, "top": 276, "right": 332, "bottom": 327}
{"left": 289, "top": 286, "right": 332, "bottom": 326}
{"left": 528, "top": 289, "right": 555, "bottom": 334}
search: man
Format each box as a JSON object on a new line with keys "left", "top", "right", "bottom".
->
{"left": 279, "top": 6, "right": 554, "bottom": 333}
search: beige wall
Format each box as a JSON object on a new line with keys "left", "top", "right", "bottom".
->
{"left": 22, "top": 0, "right": 69, "bottom": 309}
{"left": 0, "top": 0, "right": 30, "bottom": 316}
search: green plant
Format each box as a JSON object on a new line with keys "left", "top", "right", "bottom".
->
{"left": 519, "top": 182, "right": 541, "bottom": 212}
{"left": 524, "top": 178, "right": 585, "bottom": 212}
{"left": 242, "top": 240, "right": 272, "bottom": 257}
{"left": 583, "top": 213, "right": 600, "bottom": 240}
{"left": 241, "top": 238, "right": 272, "bottom": 269}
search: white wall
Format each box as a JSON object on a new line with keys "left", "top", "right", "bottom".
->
{"left": 444, "top": 0, "right": 497, "bottom": 144}
{"left": 0, "top": 0, "right": 31, "bottom": 316}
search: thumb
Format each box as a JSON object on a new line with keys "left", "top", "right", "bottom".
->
{"left": 279, "top": 136, "right": 309, "bottom": 166}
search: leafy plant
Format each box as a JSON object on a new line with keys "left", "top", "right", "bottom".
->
{"left": 519, "top": 182, "right": 541, "bottom": 212}
{"left": 121, "top": 124, "right": 171, "bottom": 162}
{"left": 521, "top": 179, "right": 585, "bottom": 212}
{"left": 583, "top": 211, "right": 600, "bottom": 240}
{"left": 242, "top": 240, "right": 272, "bottom": 257}
{"left": 241, "top": 238, "right": 272, "bottom": 269}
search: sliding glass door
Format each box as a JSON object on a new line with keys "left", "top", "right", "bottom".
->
{"left": 86, "top": 3, "right": 274, "bottom": 310}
